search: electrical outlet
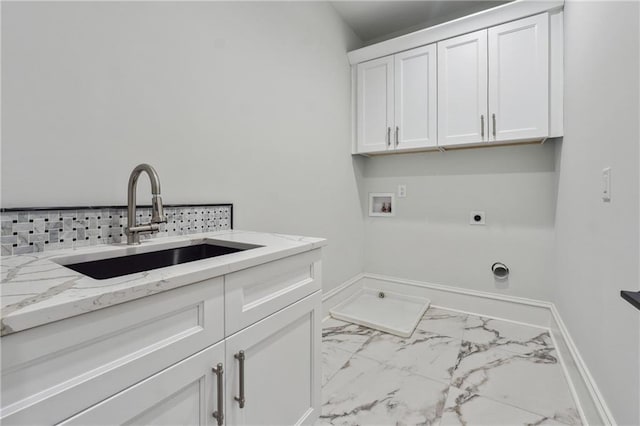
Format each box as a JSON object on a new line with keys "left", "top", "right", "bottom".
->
{"left": 470, "top": 211, "right": 486, "bottom": 225}
{"left": 398, "top": 185, "right": 407, "bottom": 198}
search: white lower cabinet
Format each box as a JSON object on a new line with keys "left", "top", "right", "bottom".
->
{"left": 59, "top": 341, "right": 225, "bottom": 426}
{"left": 62, "top": 291, "right": 322, "bottom": 426}
{"left": 225, "top": 291, "right": 322, "bottom": 426}
{"left": 0, "top": 251, "right": 323, "bottom": 426}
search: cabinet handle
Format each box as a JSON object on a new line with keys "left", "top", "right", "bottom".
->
{"left": 212, "top": 363, "right": 224, "bottom": 425}
{"left": 395, "top": 126, "right": 399, "bottom": 147}
{"left": 492, "top": 113, "right": 496, "bottom": 138}
{"left": 234, "top": 350, "right": 246, "bottom": 409}
{"left": 387, "top": 127, "right": 391, "bottom": 147}
{"left": 481, "top": 115, "right": 485, "bottom": 138}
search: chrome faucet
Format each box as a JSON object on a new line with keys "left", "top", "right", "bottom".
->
{"left": 125, "top": 164, "right": 166, "bottom": 244}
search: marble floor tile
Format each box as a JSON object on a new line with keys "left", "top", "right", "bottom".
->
{"left": 463, "top": 315, "right": 553, "bottom": 355}
{"left": 450, "top": 342, "right": 580, "bottom": 424}
{"left": 322, "top": 317, "right": 379, "bottom": 354}
{"left": 318, "top": 354, "right": 449, "bottom": 425}
{"left": 322, "top": 343, "right": 354, "bottom": 386}
{"left": 416, "top": 307, "right": 468, "bottom": 340}
{"left": 441, "top": 387, "right": 569, "bottom": 426}
{"left": 353, "top": 327, "right": 462, "bottom": 383}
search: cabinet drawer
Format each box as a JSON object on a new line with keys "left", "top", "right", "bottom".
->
{"left": 225, "top": 249, "right": 321, "bottom": 335}
{"left": 1, "top": 277, "right": 224, "bottom": 425}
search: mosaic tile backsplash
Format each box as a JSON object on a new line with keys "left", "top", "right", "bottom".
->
{"left": 0, "top": 204, "right": 232, "bottom": 257}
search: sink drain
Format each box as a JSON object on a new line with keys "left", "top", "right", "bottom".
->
{"left": 378, "top": 291, "right": 385, "bottom": 299}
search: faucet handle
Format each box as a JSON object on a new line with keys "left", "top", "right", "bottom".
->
{"left": 151, "top": 195, "right": 167, "bottom": 223}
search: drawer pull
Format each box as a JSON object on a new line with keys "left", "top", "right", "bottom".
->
{"left": 395, "top": 126, "right": 399, "bottom": 147}
{"left": 481, "top": 115, "right": 485, "bottom": 138}
{"left": 212, "top": 363, "right": 224, "bottom": 425}
{"left": 386, "top": 127, "right": 391, "bottom": 147}
{"left": 234, "top": 350, "right": 246, "bottom": 408}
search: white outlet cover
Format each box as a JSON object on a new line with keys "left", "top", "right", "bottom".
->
{"left": 470, "top": 211, "right": 486, "bottom": 225}
{"left": 398, "top": 185, "right": 407, "bottom": 198}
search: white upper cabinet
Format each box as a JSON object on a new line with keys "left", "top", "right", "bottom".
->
{"left": 488, "top": 14, "right": 549, "bottom": 142}
{"left": 356, "top": 44, "right": 437, "bottom": 154}
{"left": 437, "top": 30, "right": 488, "bottom": 147}
{"left": 394, "top": 44, "right": 437, "bottom": 149}
{"left": 357, "top": 56, "right": 394, "bottom": 153}
{"left": 351, "top": 2, "right": 563, "bottom": 155}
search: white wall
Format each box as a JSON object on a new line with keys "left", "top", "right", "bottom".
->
{"left": 555, "top": 1, "right": 640, "bottom": 424}
{"left": 361, "top": 142, "right": 557, "bottom": 301}
{"left": 0, "top": 1, "right": 365, "bottom": 292}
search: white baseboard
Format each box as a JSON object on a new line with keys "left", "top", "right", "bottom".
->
{"left": 549, "top": 305, "right": 617, "bottom": 425}
{"left": 321, "top": 272, "right": 366, "bottom": 318}
{"left": 322, "top": 272, "right": 614, "bottom": 426}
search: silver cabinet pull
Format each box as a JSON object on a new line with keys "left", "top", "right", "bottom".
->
{"left": 395, "top": 126, "right": 399, "bottom": 147}
{"left": 481, "top": 115, "right": 485, "bottom": 138}
{"left": 386, "top": 127, "right": 391, "bottom": 147}
{"left": 234, "top": 350, "right": 246, "bottom": 408}
{"left": 492, "top": 113, "right": 496, "bottom": 138}
{"left": 212, "top": 363, "right": 224, "bottom": 425}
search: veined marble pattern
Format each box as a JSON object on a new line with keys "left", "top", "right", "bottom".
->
{"left": 441, "top": 387, "right": 568, "bottom": 426}
{"left": 319, "top": 307, "right": 582, "bottom": 426}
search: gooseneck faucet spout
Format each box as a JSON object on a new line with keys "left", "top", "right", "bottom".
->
{"left": 125, "top": 164, "right": 167, "bottom": 245}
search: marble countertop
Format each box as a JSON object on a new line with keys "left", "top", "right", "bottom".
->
{"left": 0, "top": 230, "right": 326, "bottom": 336}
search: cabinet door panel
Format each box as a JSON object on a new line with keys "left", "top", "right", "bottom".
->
{"left": 437, "top": 29, "right": 488, "bottom": 146}
{"left": 59, "top": 341, "right": 225, "bottom": 426}
{"left": 488, "top": 14, "right": 549, "bottom": 141}
{"left": 225, "top": 291, "right": 321, "bottom": 426}
{"left": 356, "top": 56, "right": 394, "bottom": 153}
{"left": 394, "top": 44, "right": 437, "bottom": 149}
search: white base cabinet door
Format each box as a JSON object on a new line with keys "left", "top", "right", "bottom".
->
{"left": 59, "top": 341, "right": 225, "bottom": 426}
{"left": 225, "top": 291, "right": 322, "bottom": 426}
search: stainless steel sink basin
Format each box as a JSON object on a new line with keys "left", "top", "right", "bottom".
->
{"left": 62, "top": 242, "right": 259, "bottom": 280}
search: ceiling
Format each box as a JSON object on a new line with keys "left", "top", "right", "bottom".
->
{"left": 331, "top": 1, "right": 512, "bottom": 45}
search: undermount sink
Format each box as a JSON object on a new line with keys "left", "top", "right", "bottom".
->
{"left": 61, "top": 242, "right": 260, "bottom": 280}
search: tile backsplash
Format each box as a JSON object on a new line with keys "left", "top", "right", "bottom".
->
{"left": 0, "top": 204, "right": 232, "bottom": 256}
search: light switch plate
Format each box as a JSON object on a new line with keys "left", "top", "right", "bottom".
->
{"left": 602, "top": 167, "right": 611, "bottom": 202}
{"left": 398, "top": 185, "right": 407, "bottom": 198}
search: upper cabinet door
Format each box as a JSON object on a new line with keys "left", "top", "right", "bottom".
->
{"left": 488, "top": 14, "right": 549, "bottom": 142}
{"left": 356, "top": 56, "right": 394, "bottom": 153}
{"left": 394, "top": 44, "right": 437, "bottom": 150}
{"left": 438, "top": 29, "right": 488, "bottom": 147}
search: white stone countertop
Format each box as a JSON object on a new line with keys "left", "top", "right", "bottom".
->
{"left": 0, "top": 230, "right": 326, "bottom": 336}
